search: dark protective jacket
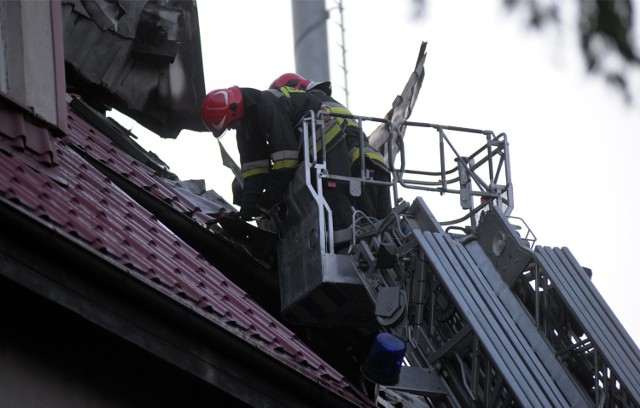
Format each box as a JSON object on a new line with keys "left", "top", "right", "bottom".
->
{"left": 235, "top": 87, "right": 320, "bottom": 218}
{"left": 309, "top": 89, "right": 392, "bottom": 220}
{"left": 236, "top": 87, "right": 356, "bottom": 231}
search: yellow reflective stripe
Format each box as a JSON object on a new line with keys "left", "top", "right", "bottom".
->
{"left": 350, "top": 149, "right": 360, "bottom": 164}
{"left": 241, "top": 159, "right": 269, "bottom": 179}
{"left": 272, "top": 159, "right": 299, "bottom": 170}
{"left": 323, "top": 105, "right": 358, "bottom": 129}
{"left": 242, "top": 167, "right": 269, "bottom": 179}
{"left": 313, "top": 105, "right": 346, "bottom": 152}
{"left": 366, "top": 151, "right": 385, "bottom": 163}
{"left": 272, "top": 86, "right": 307, "bottom": 98}
{"left": 324, "top": 123, "right": 341, "bottom": 145}
{"left": 350, "top": 148, "right": 386, "bottom": 165}
{"left": 364, "top": 152, "right": 384, "bottom": 163}
{"left": 327, "top": 106, "right": 350, "bottom": 116}
{"left": 346, "top": 118, "right": 359, "bottom": 127}
{"left": 325, "top": 105, "right": 356, "bottom": 121}
{"left": 310, "top": 122, "right": 341, "bottom": 153}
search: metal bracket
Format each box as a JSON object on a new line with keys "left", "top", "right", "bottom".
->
{"left": 386, "top": 365, "right": 448, "bottom": 398}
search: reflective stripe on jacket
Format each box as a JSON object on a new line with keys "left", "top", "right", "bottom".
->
{"left": 348, "top": 146, "right": 387, "bottom": 168}
{"left": 235, "top": 87, "right": 322, "bottom": 212}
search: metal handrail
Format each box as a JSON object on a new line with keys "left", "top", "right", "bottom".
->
{"left": 301, "top": 110, "right": 513, "bottom": 232}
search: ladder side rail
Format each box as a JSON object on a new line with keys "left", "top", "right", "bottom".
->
{"left": 404, "top": 236, "right": 507, "bottom": 407}
{"left": 530, "top": 253, "right": 621, "bottom": 407}
{"left": 438, "top": 233, "right": 572, "bottom": 407}
{"left": 415, "top": 231, "right": 560, "bottom": 407}
{"left": 405, "top": 273, "right": 507, "bottom": 408}
{"left": 535, "top": 247, "right": 640, "bottom": 404}
{"left": 407, "top": 270, "right": 495, "bottom": 407}
{"left": 557, "top": 246, "right": 640, "bottom": 363}
{"left": 538, "top": 247, "right": 640, "bottom": 379}
{"left": 422, "top": 230, "right": 543, "bottom": 407}
{"left": 534, "top": 248, "right": 634, "bottom": 405}
{"left": 463, "top": 240, "right": 593, "bottom": 407}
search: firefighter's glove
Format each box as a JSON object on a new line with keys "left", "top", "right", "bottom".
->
{"left": 256, "top": 192, "right": 278, "bottom": 216}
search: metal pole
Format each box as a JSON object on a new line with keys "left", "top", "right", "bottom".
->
{"left": 291, "top": 0, "right": 330, "bottom": 82}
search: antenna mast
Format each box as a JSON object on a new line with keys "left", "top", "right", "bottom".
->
{"left": 335, "top": 0, "right": 349, "bottom": 108}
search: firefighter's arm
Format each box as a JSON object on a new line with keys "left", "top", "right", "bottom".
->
{"left": 236, "top": 129, "right": 270, "bottom": 220}
{"left": 259, "top": 106, "right": 300, "bottom": 211}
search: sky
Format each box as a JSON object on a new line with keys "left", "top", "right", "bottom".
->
{"left": 120, "top": 0, "right": 640, "bottom": 346}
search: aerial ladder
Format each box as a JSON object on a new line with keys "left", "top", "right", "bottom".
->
{"left": 273, "top": 108, "right": 640, "bottom": 407}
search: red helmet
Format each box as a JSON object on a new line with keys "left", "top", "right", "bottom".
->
{"left": 270, "top": 73, "right": 333, "bottom": 96}
{"left": 201, "top": 86, "right": 244, "bottom": 137}
{"left": 269, "top": 73, "right": 311, "bottom": 91}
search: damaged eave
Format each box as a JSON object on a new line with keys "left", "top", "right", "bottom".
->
{"left": 62, "top": 0, "right": 207, "bottom": 138}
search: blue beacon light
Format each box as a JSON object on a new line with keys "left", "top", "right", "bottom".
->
{"left": 362, "top": 332, "right": 407, "bottom": 385}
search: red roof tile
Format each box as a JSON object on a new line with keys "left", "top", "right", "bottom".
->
{"left": 0, "top": 103, "right": 373, "bottom": 407}
{"left": 0, "top": 109, "right": 58, "bottom": 166}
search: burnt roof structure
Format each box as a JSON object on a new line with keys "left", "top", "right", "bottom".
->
{"left": 62, "top": 0, "right": 207, "bottom": 138}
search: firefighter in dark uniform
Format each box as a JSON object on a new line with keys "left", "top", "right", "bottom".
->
{"left": 201, "top": 85, "right": 353, "bottom": 229}
{"left": 270, "top": 73, "right": 392, "bottom": 220}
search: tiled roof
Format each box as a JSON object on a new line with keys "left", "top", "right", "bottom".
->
{"left": 0, "top": 99, "right": 374, "bottom": 407}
